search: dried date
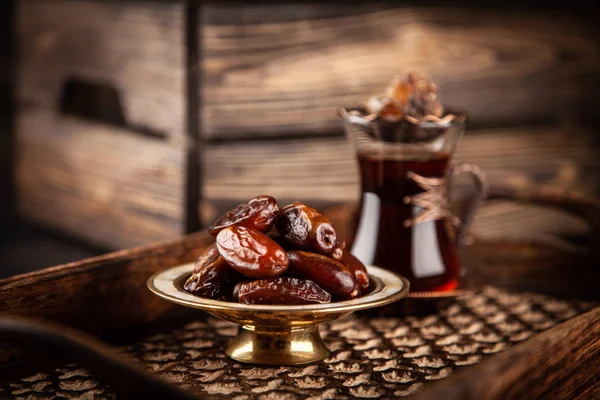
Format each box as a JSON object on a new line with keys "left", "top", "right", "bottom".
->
{"left": 193, "top": 244, "right": 219, "bottom": 273}
{"left": 276, "top": 203, "right": 337, "bottom": 255}
{"left": 330, "top": 241, "right": 346, "bottom": 261}
{"left": 286, "top": 251, "right": 359, "bottom": 301}
{"left": 184, "top": 256, "right": 242, "bottom": 299}
{"left": 216, "top": 226, "right": 288, "bottom": 278}
{"left": 340, "top": 252, "right": 370, "bottom": 291}
{"left": 208, "top": 195, "right": 279, "bottom": 236}
{"left": 234, "top": 277, "right": 331, "bottom": 305}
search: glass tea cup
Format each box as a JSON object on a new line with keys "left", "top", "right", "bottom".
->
{"left": 340, "top": 108, "right": 488, "bottom": 293}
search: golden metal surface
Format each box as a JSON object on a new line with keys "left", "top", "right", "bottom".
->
{"left": 148, "top": 264, "right": 409, "bottom": 365}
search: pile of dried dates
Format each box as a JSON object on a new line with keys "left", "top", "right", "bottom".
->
{"left": 184, "top": 195, "right": 370, "bottom": 305}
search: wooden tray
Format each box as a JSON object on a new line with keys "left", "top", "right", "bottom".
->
{"left": 0, "top": 184, "right": 599, "bottom": 399}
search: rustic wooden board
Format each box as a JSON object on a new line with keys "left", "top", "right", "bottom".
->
{"left": 17, "top": 0, "right": 185, "bottom": 142}
{"left": 13, "top": 1, "right": 600, "bottom": 252}
{"left": 16, "top": 110, "right": 186, "bottom": 250}
{"left": 203, "top": 126, "right": 600, "bottom": 204}
{"left": 201, "top": 4, "right": 600, "bottom": 138}
{"left": 15, "top": 1, "right": 189, "bottom": 249}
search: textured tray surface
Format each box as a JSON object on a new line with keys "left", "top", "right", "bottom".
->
{"left": 1, "top": 287, "right": 596, "bottom": 399}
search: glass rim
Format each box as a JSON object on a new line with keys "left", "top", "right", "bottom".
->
{"left": 338, "top": 106, "right": 468, "bottom": 128}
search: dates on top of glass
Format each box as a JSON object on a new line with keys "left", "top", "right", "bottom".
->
{"left": 366, "top": 71, "right": 444, "bottom": 122}
{"left": 183, "top": 196, "right": 370, "bottom": 305}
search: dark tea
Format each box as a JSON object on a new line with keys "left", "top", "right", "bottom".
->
{"left": 349, "top": 150, "right": 459, "bottom": 292}
{"left": 340, "top": 72, "right": 486, "bottom": 294}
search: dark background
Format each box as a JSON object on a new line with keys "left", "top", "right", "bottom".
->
{"left": 1, "top": 1, "right": 14, "bottom": 236}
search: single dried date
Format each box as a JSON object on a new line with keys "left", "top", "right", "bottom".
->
{"left": 184, "top": 256, "right": 242, "bottom": 299}
{"left": 286, "top": 251, "right": 359, "bottom": 301}
{"left": 216, "top": 226, "right": 288, "bottom": 278}
{"left": 193, "top": 244, "right": 219, "bottom": 273}
{"left": 276, "top": 203, "right": 337, "bottom": 255}
{"left": 208, "top": 195, "right": 279, "bottom": 236}
{"left": 340, "top": 252, "right": 370, "bottom": 291}
{"left": 234, "top": 277, "right": 331, "bottom": 305}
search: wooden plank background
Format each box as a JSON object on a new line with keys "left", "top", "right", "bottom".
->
{"left": 11, "top": 1, "right": 600, "bottom": 251}
{"left": 199, "top": 3, "right": 600, "bottom": 244}
{"left": 201, "top": 126, "right": 599, "bottom": 243}
{"left": 18, "top": 1, "right": 186, "bottom": 141}
{"left": 17, "top": 111, "right": 185, "bottom": 249}
{"left": 203, "top": 127, "right": 600, "bottom": 203}
{"left": 15, "top": 1, "right": 188, "bottom": 249}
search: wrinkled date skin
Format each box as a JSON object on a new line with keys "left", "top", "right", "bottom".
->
{"left": 184, "top": 256, "right": 242, "bottom": 299}
{"left": 193, "top": 244, "right": 219, "bottom": 273}
{"left": 340, "top": 252, "right": 370, "bottom": 291}
{"left": 216, "top": 226, "right": 288, "bottom": 279}
{"left": 276, "top": 203, "right": 337, "bottom": 255}
{"left": 208, "top": 195, "right": 279, "bottom": 236}
{"left": 234, "top": 277, "right": 331, "bottom": 305}
{"left": 286, "top": 251, "right": 359, "bottom": 300}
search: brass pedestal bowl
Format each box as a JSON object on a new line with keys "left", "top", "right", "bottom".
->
{"left": 148, "top": 264, "right": 409, "bottom": 365}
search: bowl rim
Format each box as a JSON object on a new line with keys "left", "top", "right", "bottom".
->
{"left": 147, "top": 263, "right": 410, "bottom": 314}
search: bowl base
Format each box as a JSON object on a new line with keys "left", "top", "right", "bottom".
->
{"left": 225, "top": 326, "right": 330, "bottom": 365}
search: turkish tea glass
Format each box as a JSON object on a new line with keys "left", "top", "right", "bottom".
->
{"left": 340, "top": 108, "right": 488, "bottom": 292}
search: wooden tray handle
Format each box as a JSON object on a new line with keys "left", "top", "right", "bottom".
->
{"left": 0, "top": 317, "right": 198, "bottom": 400}
{"left": 488, "top": 183, "right": 600, "bottom": 234}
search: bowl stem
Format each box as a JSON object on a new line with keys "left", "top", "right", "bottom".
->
{"left": 225, "top": 325, "right": 330, "bottom": 365}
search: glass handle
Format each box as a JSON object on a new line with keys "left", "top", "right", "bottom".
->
{"left": 451, "top": 163, "right": 489, "bottom": 247}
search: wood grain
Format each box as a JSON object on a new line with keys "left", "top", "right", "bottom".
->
{"left": 15, "top": 1, "right": 190, "bottom": 249}
{"left": 201, "top": 4, "right": 600, "bottom": 138}
{"left": 16, "top": 110, "right": 186, "bottom": 250}
{"left": 14, "top": 1, "right": 600, "bottom": 252}
{"left": 411, "top": 306, "right": 600, "bottom": 400}
{"left": 0, "top": 232, "right": 212, "bottom": 335}
{"left": 203, "top": 126, "right": 600, "bottom": 204}
{"left": 17, "top": 0, "right": 185, "bottom": 142}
